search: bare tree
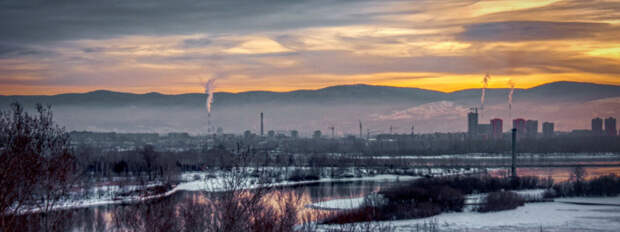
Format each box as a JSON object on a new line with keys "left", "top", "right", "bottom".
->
{"left": 569, "top": 166, "right": 587, "bottom": 183}
{"left": 0, "top": 103, "right": 78, "bottom": 231}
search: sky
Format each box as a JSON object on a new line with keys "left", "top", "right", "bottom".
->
{"left": 1, "top": 0, "right": 619, "bottom": 95}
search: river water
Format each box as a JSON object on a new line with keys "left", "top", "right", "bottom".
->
{"left": 18, "top": 165, "right": 620, "bottom": 231}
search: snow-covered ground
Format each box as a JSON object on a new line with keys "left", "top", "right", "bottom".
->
{"left": 365, "top": 152, "right": 620, "bottom": 160}
{"left": 172, "top": 174, "right": 419, "bottom": 192}
{"left": 317, "top": 197, "right": 620, "bottom": 231}
{"left": 555, "top": 196, "right": 620, "bottom": 206}
{"left": 18, "top": 172, "right": 419, "bottom": 213}
{"left": 307, "top": 197, "right": 366, "bottom": 210}
{"left": 465, "top": 189, "right": 547, "bottom": 205}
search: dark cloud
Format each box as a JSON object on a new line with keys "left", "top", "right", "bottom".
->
{"left": 0, "top": 42, "right": 54, "bottom": 58}
{"left": 181, "top": 37, "right": 212, "bottom": 48}
{"left": 81, "top": 47, "right": 105, "bottom": 53}
{"left": 458, "top": 21, "right": 614, "bottom": 41}
{"left": 0, "top": 0, "right": 379, "bottom": 44}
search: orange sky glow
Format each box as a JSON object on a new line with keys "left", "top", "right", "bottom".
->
{"left": 1, "top": 0, "right": 619, "bottom": 95}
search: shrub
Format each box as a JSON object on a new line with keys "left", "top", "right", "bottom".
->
{"left": 287, "top": 169, "right": 320, "bottom": 182}
{"left": 550, "top": 174, "right": 620, "bottom": 197}
{"left": 477, "top": 191, "right": 524, "bottom": 212}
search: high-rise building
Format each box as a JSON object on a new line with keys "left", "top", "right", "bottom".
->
{"left": 592, "top": 117, "right": 603, "bottom": 135}
{"left": 605, "top": 117, "right": 617, "bottom": 136}
{"left": 526, "top": 120, "right": 538, "bottom": 138}
{"left": 468, "top": 108, "right": 479, "bottom": 136}
{"left": 542, "top": 122, "right": 554, "bottom": 137}
{"left": 490, "top": 118, "right": 503, "bottom": 139}
{"left": 513, "top": 118, "right": 526, "bottom": 139}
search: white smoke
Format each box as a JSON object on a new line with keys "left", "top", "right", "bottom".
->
{"left": 204, "top": 79, "right": 216, "bottom": 113}
{"left": 374, "top": 101, "right": 468, "bottom": 120}
{"left": 508, "top": 79, "right": 515, "bottom": 120}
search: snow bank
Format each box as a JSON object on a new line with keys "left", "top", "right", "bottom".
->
{"left": 307, "top": 197, "right": 365, "bottom": 210}
{"left": 317, "top": 199, "right": 620, "bottom": 231}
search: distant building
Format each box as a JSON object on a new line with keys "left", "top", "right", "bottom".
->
{"left": 468, "top": 108, "right": 479, "bottom": 136}
{"left": 243, "top": 130, "right": 252, "bottom": 138}
{"left": 605, "top": 117, "right": 617, "bottom": 136}
{"left": 526, "top": 120, "right": 538, "bottom": 138}
{"left": 513, "top": 118, "right": 526, "bottom": 138}
{"left": 592, "top": 117, "right": 603, "bottom": 135}
{"left": 290, "top": 130, "right": 299, "bottom": 139}
{"left": 571, "top": 129, "right": 592, "bottom": 136}
{"left": 542, "top": 122, "right": 554, "bottom": 137}
{"left": 478, "top": 124, "right": 491, "bottom": 139}
{"left": 313, "top": 130, "right": 322, "bottom": 139}
{"left": 490, "top": 118, "right": 503, "bottom": 139}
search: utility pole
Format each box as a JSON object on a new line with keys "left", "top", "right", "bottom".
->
{"left": 511, "top": 128, "right": 517, "bottom": 179}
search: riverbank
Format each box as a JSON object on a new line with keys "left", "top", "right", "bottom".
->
{"left": 315, "top": 196, "right": 620, "bottom": 231}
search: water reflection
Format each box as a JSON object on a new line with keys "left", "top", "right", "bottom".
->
{"left": 489, "top": 166, "right": 620, "bottom": 182}
{"left": 19, "top": 166, "right": 620, "bottom": 231}
{"left": 40, "top": 179, "right": 405, "bottom": 231}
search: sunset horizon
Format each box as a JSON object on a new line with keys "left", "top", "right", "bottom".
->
{"left": 2, "top": 1, "right": 619, "bottom": 95}
{"left": 3, "top": 79, "right": 620, "bottom": 96}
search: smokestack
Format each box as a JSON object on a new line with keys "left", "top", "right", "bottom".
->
{"left": 359, "top": 120, "right": 363, "bottom": 139}
{"left": 511, "top": 128, "right": 517, "bottom": 179}
{"left": 260, "top": 112, "right": 264, "bottom": 136}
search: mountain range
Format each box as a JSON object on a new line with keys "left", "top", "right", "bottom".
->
{"left": 1, "top": 81, "right": 619, "bottom": 135}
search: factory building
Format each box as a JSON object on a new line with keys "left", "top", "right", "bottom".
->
{"left": 542, "top": 122, "right": 554, "bottom": 137}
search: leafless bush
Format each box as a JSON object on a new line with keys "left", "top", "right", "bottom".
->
{"left": 477, "top": 191, "right": 524, "bottom": 212}
{"left": 322, "top": 220, "right": 394, "bottom": 232}
{"left": 0, "top": 103, "right": 79, "bottom": 231}
{"left": 111, "top": 146, "right": 311, "bottom": 232}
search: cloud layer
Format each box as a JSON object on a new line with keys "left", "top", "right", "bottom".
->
{"left": 0, "top": 0, "right": 619, "bottom": 95}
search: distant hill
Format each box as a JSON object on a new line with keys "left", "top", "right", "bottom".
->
{"left": 1, "top": 81, "right": 619, "bottom": 134}
{"left": 2, "top": 81, "right": 619, "bottom": 108}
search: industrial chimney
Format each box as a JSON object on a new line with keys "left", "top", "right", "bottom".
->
{"left": 260, "top": 112, "right": 264, "bottom": 136}
{"left": 511, "top": 128, "right": 517, "bottom": 179}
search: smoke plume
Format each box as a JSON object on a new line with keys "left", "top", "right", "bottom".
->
{"left": 480, "top": 73, "right": 490, "bottom": 110}
{"left": 204, "top": 79, "right": 216, "bottom": 113}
